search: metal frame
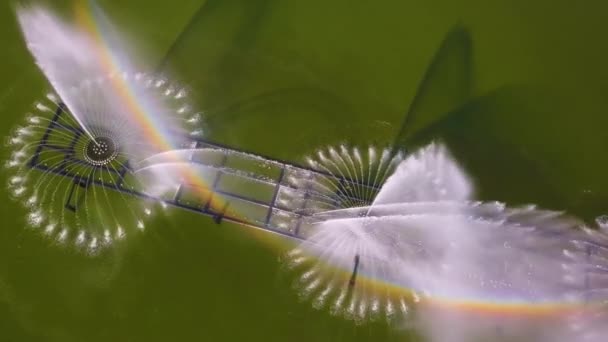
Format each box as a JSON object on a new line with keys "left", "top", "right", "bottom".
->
{"left": 26, "top": 103, "right": 380, "bottom": 240}
{"left": 23, "top": 104, "right": 606, "bottom": 300}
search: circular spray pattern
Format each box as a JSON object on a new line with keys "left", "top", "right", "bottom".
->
{"left": 283, "top": 143, "right": 608, "bottom": 330}
{"left": 5, "top": 72, "right": 202, "bottom": 254}
{"left": 84, "top": 136, "right": 119, "bottom": 166}
{"left": 280, "top": 145, "right": 404, "bottom": 216}
{"left": 280, "top": 144, "right": 410, "bottom": 323}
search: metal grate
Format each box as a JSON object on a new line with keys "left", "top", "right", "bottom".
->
{"left": 27, "top": 103, "right": 380, "bottom": 240}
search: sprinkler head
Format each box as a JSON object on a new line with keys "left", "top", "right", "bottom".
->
{"left": 84, "top": 136, "right": 118, "bottom": 166}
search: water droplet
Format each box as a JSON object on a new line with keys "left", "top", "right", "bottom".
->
{"left": 89, "top": 237, "right": 98, "bottom": 250}
{"left": 76, "top": 231, "right": 86, "bottom": 245}
{"left": 57, "top": 229, "right": 68, "bottom": 242}
{"left": 44, "top": 223, "right": 56, "bottom": 234}
{"left": 596, "top": 215, "right": 608, "bottom": 231}
{"left": 35, "top": 103, "right": 50, "bottom": 112}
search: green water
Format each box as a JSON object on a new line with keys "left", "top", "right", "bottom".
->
{"left": 1, "top": 0, "right": 608, "bottom": 341}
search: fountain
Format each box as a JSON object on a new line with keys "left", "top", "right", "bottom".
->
{"left": 286, "top": 142, "right": 608, "bottom": 341}
{"left": 6, "top": 4, "right": 202, "bottom": 252}
{"left": 5, "top": 3, "right": 608, "bottom": 341}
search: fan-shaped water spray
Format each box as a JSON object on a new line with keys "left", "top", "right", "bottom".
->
{"left": 7, "top": 3, "right": 608, "bottom": 341}
{"left": 6, "top": 5, "right": 203, "bottom": 253}
{"left": 5, "top": 72, "right": 199, "bottom": 253}
{"left": 281, "top": 145, "right": 404, "bottom": 214}
{"left": 284, "top": 143, "right": 608, "bottom": 340}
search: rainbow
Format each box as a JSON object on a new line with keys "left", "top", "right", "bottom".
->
{"left": 73, "top": 0, "right": 229, "bottom": 214}
{"left": 306, "top": 257, "right": 596, "bottom": 320}
{"left": 70, "top": 1, "right": 600, "bottom": 322}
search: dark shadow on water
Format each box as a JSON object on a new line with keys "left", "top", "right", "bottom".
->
{"left": 156, "top": 0, "right": 276, "bottom": 110}
{"left": 406, "top": 87, "right": 561, "bottom": 207}
{"left": 157, "top": 9, "right": 608, "bottom": 222}
{"left": 389, "top": 26, "right": 608, "bottom": 221}
{"left": 157, "top": 0, "right": 273, "bottom": 71}
{"left": 201, "top": 86, "right": 357, "bottom": 159}
{"left": 205, "top": 86, "right": 355, "bottom": 128}
{"left": 405, "top": 86, "right": 608, "bottom": 221}
{"left": 393, "top": 25, "right": 474, "bottom": 149}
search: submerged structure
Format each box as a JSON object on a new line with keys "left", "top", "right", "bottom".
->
{"left": 8, "top": 89, "right": 396, "bottom": 251}
{"left": 5, "top": 3, "right": 608, "bottom": 342}
{"left": 6, "top": 73, "right": 200, "bottom": 250}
